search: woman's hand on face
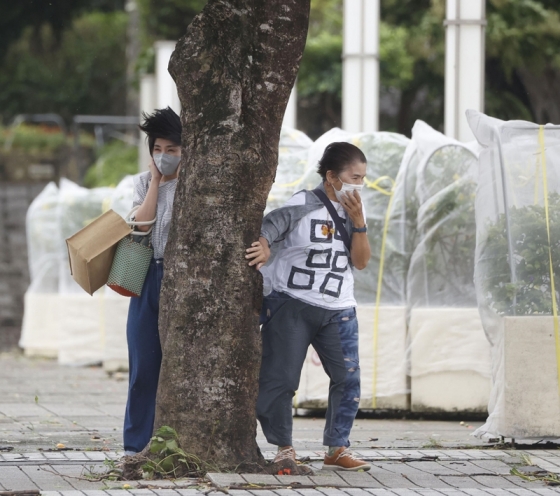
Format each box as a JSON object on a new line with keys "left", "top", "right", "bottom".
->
{"left": 149, "top": 157, "right": 163, "bottom": 183}
{"left": 245, "top": 238, "right": 270, "bottom": 270}
{"left": 340, "top": 190, "right": 366, "bottom": 227}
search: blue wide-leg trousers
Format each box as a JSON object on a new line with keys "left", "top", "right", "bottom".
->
{"left": 123, "top": 258, "right": 163, "bottom": 453}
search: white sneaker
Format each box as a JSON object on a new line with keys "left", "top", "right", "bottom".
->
{"left": 273, "top": 446, "right": 296, "bottom": 463}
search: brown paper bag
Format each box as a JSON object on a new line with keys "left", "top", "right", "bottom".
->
{"left": 66, "top": 209, "right": 133, "bottom": 295}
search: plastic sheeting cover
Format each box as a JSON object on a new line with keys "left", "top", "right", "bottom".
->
{"left": 468, "top": 109, "right": 560, "bottom": 439}
{"left": 19, "top": 182, "right": 62, "bottom": 355}
{"left": 400, "top": 121, "right": 491, "bottom": 415}
{"left": 265, "top": 127, "right": 313, "bottom": 215}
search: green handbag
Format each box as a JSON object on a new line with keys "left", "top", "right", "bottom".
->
{"left": 107, "top": 207, "right": 156, "bottom": 297}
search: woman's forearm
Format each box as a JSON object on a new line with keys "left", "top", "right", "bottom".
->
{"left": 350, "top": 232, "right": 371, "bottom": 270}
{"left": 134, "top": 179, "right": 159, "bottom": 232}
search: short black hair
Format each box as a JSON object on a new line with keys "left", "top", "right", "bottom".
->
{"left": 138, "top": 107, "right": 182, "bottom": 156}
{"left": 317, "top": 142, "right": 367, "bottom": 180}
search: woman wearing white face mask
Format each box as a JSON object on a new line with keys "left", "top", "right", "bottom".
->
{"left": 245, "top": 142, "right": 372, "bottom": 472}
{"left": 123, "top": 107, "right": 182, "bottom": 455}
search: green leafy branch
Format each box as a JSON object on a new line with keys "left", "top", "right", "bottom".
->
{"left": 142, "top": 426, "right": 206, "bottom": 480}
{"left": 511, "top": 467, "right": 560, "bottom": 486}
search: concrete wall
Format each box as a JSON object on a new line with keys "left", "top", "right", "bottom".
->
{"left": 0, "top": 182, "right": 46, "bottom": 350}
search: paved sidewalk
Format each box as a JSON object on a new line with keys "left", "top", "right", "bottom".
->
{"left": 1, "top": 354, "right": 559, "bottom": 495}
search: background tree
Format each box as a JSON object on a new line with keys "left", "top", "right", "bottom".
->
{"left": 0, "top": 12, "right": 128, "bottom": 123}
{"left": 1, "top": 0, "right": 560, "bottom": 138}
{"left": 153, "top": 0, "right": 310, "bottom": 470}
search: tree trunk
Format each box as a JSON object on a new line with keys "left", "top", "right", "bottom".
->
{"left": 154, "top": 0, "right": 310, "bottom": 471}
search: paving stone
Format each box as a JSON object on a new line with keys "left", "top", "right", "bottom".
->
{"left": 470, "top": 460, "right": 514, "bottom": 475}
{"left": 274, "top": 490, "right": 303, "bottom": 496}
{"left": 129, "top": 490, "right": 157, "bottom": 495}
{"left": 296, "top": 489, "right": 327, "bottom": 496}
{"left": 363, "top": 489, "right": 400, "bottom": 496}
{"left": 375, "top": 462, "right": 426, "bottom": 477}
{"left": 383, "top": 489, "right": 423, "bottom": 496}
{"left": 228, "top": 491, "right": 253, "bottom": 496}
{"left": 41, "top": 492, "right": 62, "bottom": 496}
{"left": 370, "top": 473, "right": 419, "bottom": 488}
{"left": 441, "top": 451, "right": 471, "bottom": 460}
{"left": 337, "top": 472, "right": 382, "bottom": 488}
{"left": 83, "top": 491, "right": 120, "bottom": 496}
{"left": 274, "top": 475, "right": 313, "bottom": 486}
{"left": 415, "top": 490, "right": 451, "bottom": 496}
{"left": 309, "top": 474, "right": 348, "bottom": 487}
{"left": 54, "top": 491, "right": 86, "bottom": 496}
{"left": 91, "top": 490, "right": 126, "bottom": 496}
{"left": 340, "top": 489, "right": 374, "bottom": 496}
{"left": 83, "top": 452, "right": 111, "bottom": 461}
{"left": 530, "top": 457, "right": 560, "bottom": 475}
{"left": 473, "top": 475, "right": 519, "bottom": 488}
{"left": 375, "top": 451, "right": 402, "bottom": 459}
{"left": 531, "top": 487, "right": 560, "bottom": 496}
{"left": 248, "top": 490, "right": 277, "bottom": 496}
{"left": 241, "top": 474, "right": 280, "bottom": 485}
{"left": 508, "top": 488, "right": 551, "bottom": 495}
{"left": 407, "top": 462, "right": 464, "bottom": 476}
{"left": 531, "top": 489, "right": 560, "bottom": 495}
{"left": 205, "top": 473, "right": 246, "bottom": 487}
{"left": 316, "top": 489, "right": 349, "bottom": 496}
{"left": 394, "top": 451, "right": 426, "bottom": 459}
{"left": 44, "top": 452, "right": 70, "bottom": 460}
{"left": 354, "top": 451, "right": 385, "bottom": 459}
{"left": 62, "top": 452, "right": 90, "bottom": 460}
{"left": 459, "top": 451, "right": 492, "bottom": 460}
{"left": 439, "top": 461, "right": 496, "bottom": 476}
{"left": 404, "top": 474, "right": 454, "bottom": 488}
{"left": 50, "top": 465, "right": 108, "bottom": 490}
{"left": 146, "top": 482, "right": 181, "bottom": 489}
{"left": 439, "top": 476, "right": 491, "bottom": 489}
{"left": 151, "top": 490, "right": 181, "bottom": 496}
{"left": 503, "top": 476, "right": 547, "bottom": 489}
{"left": 1, "top": 453, "right": 26, "bottom": 461}
{"left": 21, "top": 452, "right": 47, "bottom": 461}
{"left": 484, "top": 491, "right": 532, "bottom": 496}
{"left": 418, "top": 450, "right": 451, "bottom": 460}
{"left": 0, "top": 466, "right": 39, "bottom": 490}
{"left": 20, "top": 465, "right": 74, "bottom": 490}
{"left": 460, "top": 489, "right": 497, "bottom": 496}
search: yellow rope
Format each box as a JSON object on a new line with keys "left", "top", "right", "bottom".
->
{"left": 365, "top": 175, "right": 394, "bottom": 196}
{"left": 366, "top": 175, "right": 396, "bottom": 408}
{"left": 538, "top": 125, "right": 560, "bottom": 395}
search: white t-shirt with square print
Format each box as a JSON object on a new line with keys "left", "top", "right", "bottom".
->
{"left": 261, "top": 191, "right": 365, "bottom": 310}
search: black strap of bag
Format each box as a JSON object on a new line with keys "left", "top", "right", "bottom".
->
{"left": 312, "top": 188, "right": 351, "bottom": 251}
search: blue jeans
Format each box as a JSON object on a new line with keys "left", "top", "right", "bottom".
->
{"left": 123, "top": 259, "right": 163, "bottom": 453}
{"left": 256, "top": 291, "right": 360, "bottom": 447}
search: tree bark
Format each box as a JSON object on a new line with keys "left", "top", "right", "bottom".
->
{"left": 154, "top": 0, "right": 310, "bottom": 471}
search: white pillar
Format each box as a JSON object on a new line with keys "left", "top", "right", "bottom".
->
{"left": 342, "top": 0, "right": 379, "bottom": 133}
{"left": 154, "top": 41, "right": 181, "bottom": 114}
{"left": 282, "top": 83, "right": 297, "bottom": 129}
{"left": 138, "top": 74, "right": 156, "bottom": 171}
{"left": 444, "top": 0, "right": 486, "bottom": 142}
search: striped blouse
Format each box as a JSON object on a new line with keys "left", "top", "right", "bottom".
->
{"left": 132, "top": 171, "right": 177, "bottom": 259}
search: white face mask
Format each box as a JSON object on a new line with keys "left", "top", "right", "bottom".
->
{"left": 333, "top": 180, "right": 363, "bottom": 202}
{"left": 153, "top": 153, "right": 181, "bottom": 176}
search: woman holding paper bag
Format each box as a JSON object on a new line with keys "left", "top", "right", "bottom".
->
{"left": 123, "top": 107, "right": 182, "bottom": 455}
